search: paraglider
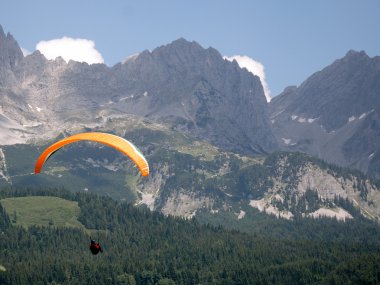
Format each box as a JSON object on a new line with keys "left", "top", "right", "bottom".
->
{"left": 34, "top": 132, "right": 149, "bottom": 176}
{"left": 35, "top": 132, "right": 148, "bottom": 255}
{"left": 89, "top": 237, "right": 103, "bottom": 255}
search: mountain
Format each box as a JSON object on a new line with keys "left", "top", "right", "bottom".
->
{"left": 270, "top": 50, "right": 380, "bottom": 177}
{"left": 0, "top": 25, "right": 278, "bottom": 155}
{"left": 0, "top": 25, "right": 23, "bottom": 82}
{"left": 1, "top": 124, "right": 380, "bottom": 225}
{"left": 0, "top": 24, "right": 380, "bottom": 225}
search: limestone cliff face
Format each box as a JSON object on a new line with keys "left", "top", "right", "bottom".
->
{"left": 127, "top": 149, "right": 380, "bottom": 222}
{"left": 250, "top": 152, "right": 380, "bottom": 221}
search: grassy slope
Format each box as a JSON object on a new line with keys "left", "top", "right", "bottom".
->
{"left": 0, "top": 196, "right": 86, "bottom": 230}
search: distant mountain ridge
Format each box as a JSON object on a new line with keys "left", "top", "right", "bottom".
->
{"left": 270, "top": 50, "right": 380, "bottom": 177}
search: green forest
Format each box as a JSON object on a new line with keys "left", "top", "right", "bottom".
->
{"left": 1, "top": 187, "right": 380, "bottom": 285}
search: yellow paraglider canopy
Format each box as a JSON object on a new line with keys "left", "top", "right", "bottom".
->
{"left": 35, "top": 132, "right": 149, "bottom": 176}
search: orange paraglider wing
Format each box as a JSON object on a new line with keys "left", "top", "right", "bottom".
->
{"left": 35, "top": 132, "right": 149, "bottom": 176}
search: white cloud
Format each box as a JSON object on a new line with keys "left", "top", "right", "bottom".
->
{"left": 21, "top": 47, "right": 31, "bottom": 57}
{"left": 36, "top": 37, "right": 104, "bottom": 64}
{"left": 123, "top": 53, "right": 140, "bottom": 64}
{"left": 224, "top": 55, "right": 271, "bottom": 102}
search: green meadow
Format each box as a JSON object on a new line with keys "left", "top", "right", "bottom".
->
{"left": 0, "top": 196, "right": 86, "bottom": 230}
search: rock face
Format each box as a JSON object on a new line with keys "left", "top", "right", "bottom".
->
{"left": 0, "top": 26, "right": 278, "bottom": 155}
{"left": 114, "top": 39, "right": 278, "bottom": 154}
{"left": 0, "top": 25, "right": 23, "bottom": 86}
{"left": 270, "top": 51, "right": 380, "bottom": 177}
{"left": 0, "top": 25, "right": 23, "bottom": 70}
{"left": 249, "top": 152, "right": 380, "bottom": 222}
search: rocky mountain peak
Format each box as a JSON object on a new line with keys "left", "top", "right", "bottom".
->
{"left": 270, "top": 49, "right": 380, "bottom": 177}
{"left": 154, "top": 38, "right": 210, "bottom": 56}
{"left": 0, "top": 24, "right": 24, "bottom": 69}
{"left": 0, "top": 25, "right": 5, "bottom": 39}
{"left": 271, "top": 50, "right": 379, "bottom": 131}
{"left": 344, "top": 49, "right": 369, "bottom": 60}
{"left": 163, "top": 37, "right": 203, "bottom": 50}
{"left": 134, "top": 38, "right": 224, "bottom": 73}
{"left": 116, "top": 38, "right": 277, "bottom": 154}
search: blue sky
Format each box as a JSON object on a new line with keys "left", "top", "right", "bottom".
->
{"left": 1, "top": 0, "right": 379, "bottom": 98}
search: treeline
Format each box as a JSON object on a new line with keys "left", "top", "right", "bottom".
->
{"left": 197, "top": 202, "right": 380, "bottom": 246}
{"left": 0, "top": 187, "right": 380, "bottom": 284}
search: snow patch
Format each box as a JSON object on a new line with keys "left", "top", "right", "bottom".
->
{"left": 36, "top": 107, "right": 42, "bottom": 112}
{"left": 369, "top": 153, "right": 375, "bottom": 159}
{"left": 119, "top": 96, "right": 131, "bottom": 101}
{"left": 291, "top": 115, "right": 316, "bottom": 124}
{"left": 119, "top": 94, "right": 138, "bottom": 101}
{"left": 298, "top": 117, "right": 306, "bottom": 123}
{"left": 347, "top": 112, "right": 372, "bottom": 122}
{"left": 282, "top": 138, "right": 292, "bottom": 145}
{"left": 294, "top": 117, "right": 317, "bottom": 123}
{"left": 103, "top": 164, "right": 118, "bottom": 171}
